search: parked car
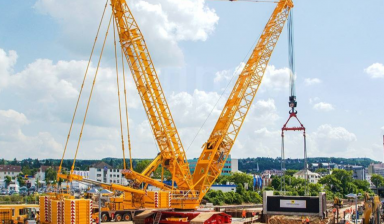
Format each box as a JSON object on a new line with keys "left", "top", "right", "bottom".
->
{"left": 8, "top": 190, "right": 16, "bottom": 195}
{"left": 0, "top": 189, "right": 8, "bottom": 195}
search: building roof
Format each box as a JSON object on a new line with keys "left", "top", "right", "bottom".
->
{"left": 90, "top": 161, "right": 112, "bottom": 169}
{"left": 0, "top": 165, "right": 21, "bottom": 172}
{"left": 370, "top": 163, "right": 384, "bottom": 169}
{"left": 40, "top": 166, "right": 59, "bottom": 172}
{"left": 294, "top": 169, "right": 319, "bottom": 177}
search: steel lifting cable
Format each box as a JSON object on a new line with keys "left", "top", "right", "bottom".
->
{"left": 120, "top": 37, "right": 133, "bottom": 171}
{"left": 71, "top": 14, "right": 114, "bottom": 174}
{"left": 288, "top": 10, "right": 295, "bottom": 97}
{"left": 112, "top": 14, "right": 127, "bottom": 170}
{"left": 58, "top": 0, "right": 109, "bottom": 177}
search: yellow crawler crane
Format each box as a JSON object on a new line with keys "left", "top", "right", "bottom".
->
{"left": 55, "top": 0, "right": 294, "bottom": 223}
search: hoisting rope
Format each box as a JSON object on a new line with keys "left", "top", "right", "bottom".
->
{"left": 112, "top": 14, "right": 127, "bottom": 170}
{"left": 71, "top": 14, "right": 114, "bottom": 174}
{"left": 58, "top": 0, "right": 109, "bottom": 177}
{"left": 288, "top": 10, "right": 295, "bottom": 98}
{"left": 120, "top": 39, "right": 133, "bottom": 170}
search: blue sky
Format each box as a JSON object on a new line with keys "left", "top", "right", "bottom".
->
{"left": 0, "top": 0, "right": 383, "bottom": 161}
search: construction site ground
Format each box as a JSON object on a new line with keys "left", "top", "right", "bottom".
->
{"left": 88, "top": 200, "right": 364, "bottom": 224}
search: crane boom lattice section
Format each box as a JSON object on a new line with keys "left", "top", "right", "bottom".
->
{"left": 192, "top": 0, "right": 293, "bottom": 201}
{"left": 110, "top": 0, "right": 193, "bottom": 190}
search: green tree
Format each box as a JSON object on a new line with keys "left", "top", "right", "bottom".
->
{"left": 314, "top": 168, "right": 328, "bottom": 174}
{"left": 17, "top": 176, "right": 26, "bottom": 187}
{"left": 319, "top": 174, "right": 342, "bottom": 192}
{"left": 10, "top": 158, "right": 18, "bottom": 165}
{"left": 5, "top": 176, "right": 11, "bottom": 187}
{"left": 371, "top": 174, "right": 384, "bottom": 189}
{"left": 285, "top": 170, "right": 298, "bottom": 176}
{"left": 353, "top": 180, "right": 371, "bottom": 192}
{"left": 45, "top": 167, "right": 57, "bottom": 184}
{"left": 134, "top": 160, "right": 151, "bottom": 173}
{"left": 22, "top": 165, "right": 32, "bottom": 176}
{"left": 271, "top": 177, "right": 281, "bottom": 190}
{"left": 32, "top": 159, "right": 41, "bottom": 169}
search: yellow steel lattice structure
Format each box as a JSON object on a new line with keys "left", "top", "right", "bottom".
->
{"left": 192, "top": 0, "right": 294, "bottom": 201}
{"left": 110, "top": 0, "right": 193, "bottom": 191}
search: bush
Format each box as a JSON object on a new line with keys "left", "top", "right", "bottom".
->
{"left": 233, "top": 193, "right": 243, "bottom": 204}
{"left": 249, "top": 192, "right": 262, "bottom": 204}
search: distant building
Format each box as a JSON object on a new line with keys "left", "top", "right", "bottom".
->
{"left": 310, "top": 163, "right": 338, "bottom": 172}
{"left": 211, "top": 184, "right": 237, "bottom": 193}
{"left": 293, "top": 170, "right": 321, "bottom": 184}
{"left": 0, "top": 165, "right": 21, "bottom": 179}
{"left": 35, "top": 166, "right": 58, "bottom": 181}
{"left": 188, "top": 155, "right": 238, "bottom": 176}
{"left": 260, "top": 173, "right": 273, "bottom": 188}
{"left": 262, "top": 169, "right": 284, "bottom": 177}
{"left": 368, "top": 163, "right": 384, "bottom": 177}
{"left": 88, "top": 162, "right": 128, "bottom": 185}
{"left": 344, "top": 165, "right": 365, "bottom": 180}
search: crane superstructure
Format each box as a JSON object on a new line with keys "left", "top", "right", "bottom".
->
{"left": 57, "top": 0, "right": 294, "bottom": 213}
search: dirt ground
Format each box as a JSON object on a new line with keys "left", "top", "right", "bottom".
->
{"left": 267, "top": 215, "right": 330, "bottom": 224}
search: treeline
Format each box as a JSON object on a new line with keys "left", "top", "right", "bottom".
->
{"left": 1, "top": 157, "right": 378, "bottom": 175}
{"left": 239, "top": 157, "right": 378, "bottom": 173}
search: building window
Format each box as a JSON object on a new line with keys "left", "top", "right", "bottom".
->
{"left": 97, "top": 168, "right": 101, "bottom": 172}
{"left": 97, "top": 174, "right": 101, "bottom": 177}
{"left": 117, "top": 175, "right": 119, "bottom": 178}
{"left": 110, "top": 174, "right": 112, "bottom": 177}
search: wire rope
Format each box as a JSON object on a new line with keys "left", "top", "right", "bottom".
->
{"left": 113, "top": 14, "right": 127, "bottom": 170}
{"left": 58, "top": 0, "right": 109, "bottom": 176}
{"left": 119, "top": 32, "right": 134, "bottom": 171}
{"left": 71, "top": 14, "right": 114, "bottom": 174}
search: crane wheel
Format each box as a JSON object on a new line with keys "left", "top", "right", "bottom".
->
{"left": 123, "top": 213, "right": 131, "bottom": 221}
{"left": 115, "top": 214, "right": 123, "bottom": 222}
{"left": 102, "top": 213, "right": 109, "bottom": 222}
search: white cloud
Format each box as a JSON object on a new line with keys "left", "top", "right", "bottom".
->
{"left": 214, "top": 70, "right": 231, "bottom": 83}
{"left": 364, "top": 63, "right": 384, "bottom": 78}
{"left": 309, "top": 97, "right": 320, "bottom": 104}
{"left": 313, "top": 102, "right": 334, "bottom": 112}
{"left": 304, "top": 78, "right": 322, "bottom": 86}
{"left": 0, "top": 48, "right": 141, "bottom": 126}
{"left": 0, "top": 110, "right": 62, "bottom": 159}
{"left": 0, "top": 49, "right": 17, "bottom": 91}
{"left": 309, "top": 124, "right": 357, "bottom": 156}
{"left": 261, "top": 65, "right": 290, "bottom": 92}
{"left": 214, "top": 62, "right": 245, "bottom": 85}
{"left": 249, "top": 99, "right": 280, "bottom": 126}
{"left": 33, "top": 0, "right": 219, "bottom": 67}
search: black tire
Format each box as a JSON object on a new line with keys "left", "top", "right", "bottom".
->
{"left": 123, "top": 213, "right": 131, "bottom": 221}
{"left": 101, "top": 213, "right": 109, "bottom": 222}
{"left": 115, "top": 214, "right": 123, "bottom": 222}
